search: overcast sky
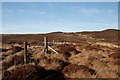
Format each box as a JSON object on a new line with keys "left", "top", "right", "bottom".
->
{"left": 1, "top": 2, "right": 119, "bottom": 34}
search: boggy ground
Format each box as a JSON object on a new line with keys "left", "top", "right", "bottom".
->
{"left": 1, "top": 29, "right": 120, "bottom": 79}
{"left": 1, "top": 42, "right": 120, "bottom": 79}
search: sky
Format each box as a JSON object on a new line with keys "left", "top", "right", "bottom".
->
{"left": 2, "top": 0, "right": 120, "bottom": 2}
{"left": 1, "top": 2, "right": 119, "bottom": 34}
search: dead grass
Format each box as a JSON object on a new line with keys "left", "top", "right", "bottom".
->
{"left": 33, "top": 52, "right": 70, "bottom": 71}
{"left": 89, "top": 59, "right": 118, "bottom": 78}
{"left": 2, "top": 51, "right": 24, "bottom": 69}
{"left": 96, "top": 42, "right": 119, "bottom": 48}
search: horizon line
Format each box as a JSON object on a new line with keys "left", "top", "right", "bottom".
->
{"left": 1, "top": 28, "right": 119, "bottom": 34}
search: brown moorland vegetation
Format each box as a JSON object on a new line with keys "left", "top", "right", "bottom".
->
{"left": 1, "top": 29, "right": 120, "bottom": 79}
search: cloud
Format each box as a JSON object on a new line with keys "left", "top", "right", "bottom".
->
{"left": 75, "top": 22, "right": 117, "bottom": 27}
{"left": 4, "top": 8, "right": 13, "bottom": 13}
{"left": 80, "top": 8, "right": 102, "bottom": 15}
{"left": 48, "top": 3, "right": 53, "bottom": 8}
{"left": 78, "top": 8, "right": 115, "bottom": 17}
{"left": 2, "top": 20, "right": 118, "bottom": 34}
{"left": 40, "top": 20, "right": 118, "bottom": 32}
{"left": 2, "top": 25, "right": 20, "bottom": 34}
{"left": 19, "top": 9, "right": 24, "bottom": 13}
{"left": 32, "top": 10, "right": 46, "bottom": 15}
{"left": 2, "top": 8, "right": 14, "bottom": 16}
{"left": 52, "top": 21, "right": 118, "bottom": 31}
{"left": 107, "top": 10, "right": 115, "bottom": 13}
{"left": 31, "top": 4, "right": 37, "bottom": 9}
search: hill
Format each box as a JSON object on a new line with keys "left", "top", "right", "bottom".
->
{"left": 2, "top": 29, "right": 120, "bottom": 45}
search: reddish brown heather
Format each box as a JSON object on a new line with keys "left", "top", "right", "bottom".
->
{"left": 85, "top": 45, "right": 103, "bottom": 51}
{"left": 109, "top": 50, "right": 120, "bottom": 59}
{"left": 62, "top": 64, "right": 96, "bottom": 75}
{"left": 13, "top": 55, "right": 24, "bottom": 65}
{"left": 12, "top": 46, "right": 23, "bottom": 53}
{"left": 2, "top": 64, "right": 65, "bottom": 80}
{"left": 57, "top": 44, "right": 80, "bottom": 56}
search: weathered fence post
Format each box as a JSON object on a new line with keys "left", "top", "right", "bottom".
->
{"left": 44, "top": 36, "right": 48, "bottom": 53}
{"left": 52, "top": 40, "right": 55, "bottom": 44}
{"left": 24, "top": 42, "right": 27, "bottom": 64}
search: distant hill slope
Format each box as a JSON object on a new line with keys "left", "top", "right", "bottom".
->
{"left": 81, "top": 29, "right": 120, "bottom": 42}
{"left": 2, "top": 29, "right": 120, "bottom": 45}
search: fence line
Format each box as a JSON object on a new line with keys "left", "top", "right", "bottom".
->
{"left": 23, "top": 37, "right": 61, "bottom": 64}
{"left": 24, "top": 42, "right": 27, "bottom": 64}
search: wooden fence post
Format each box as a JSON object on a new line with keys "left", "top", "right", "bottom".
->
{"left": 24, "top": 42, "right": 27, "bottom": 64}
{"left": 44, "top": 37, "right": 48, "bottom": 53}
